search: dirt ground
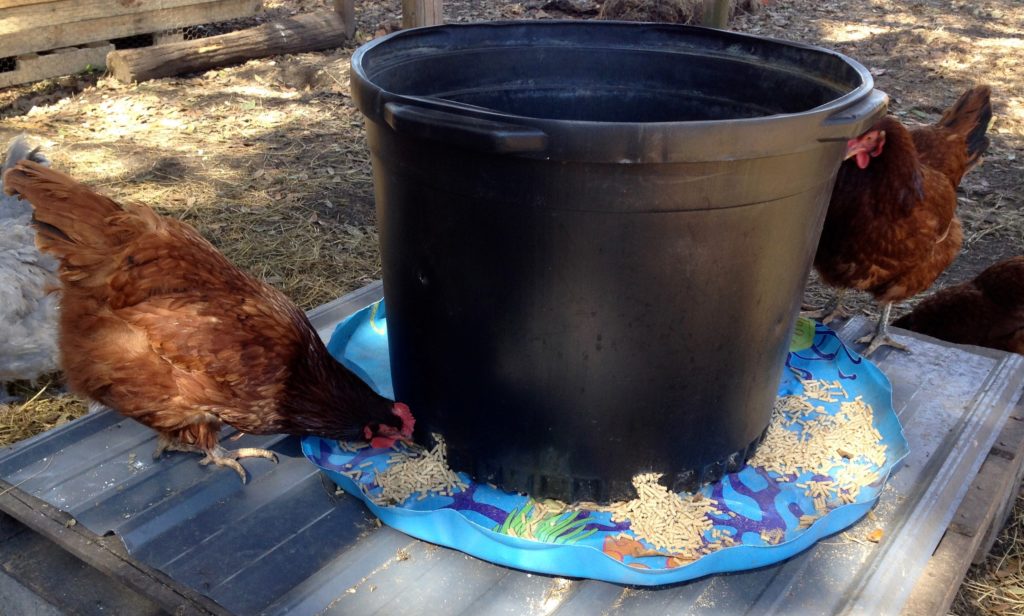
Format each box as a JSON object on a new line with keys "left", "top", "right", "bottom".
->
{"left": 0, "top": 0, "right": 1022, "bottom": 612}
{"left": 2, "top": 0, "right": 1020, "bottom": 311}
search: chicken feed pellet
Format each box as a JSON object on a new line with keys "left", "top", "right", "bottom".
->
{"left": 600, "top": 473, "right": 723, "bottom": 557}
{"left": 750, "top": 386, "right": 887, "bottom": 512}
{"left": 371, "top": 435, "right": 468, "bottom": 505}
{"left": 336, "top": 377, "right": 887, "bottom": 562}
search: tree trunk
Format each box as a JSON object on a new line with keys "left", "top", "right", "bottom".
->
{"left": 106, "top": 10, "right": 350, "bottom": 84}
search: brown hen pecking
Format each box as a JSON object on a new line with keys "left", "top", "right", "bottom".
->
{"left": 808, "top": 85, "right": 993, "bottom": 356}
{"left": 893, "top": 256, "right": 1024, "bottom": 354}
{"left": 2, "top": 160, "right": 414, "bottom": 482}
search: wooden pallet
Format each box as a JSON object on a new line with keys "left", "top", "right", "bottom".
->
{"left": 0, "top": 0, "right": 260, "bottom": 88}
{"left": 0, "top": 0, "right": 262, "bottom": 58}
{"left": 0, "top": 41, "right": 110, "bottom": 88}
{"left": 903, "top": 399, "right": 1024, "bottom": 614}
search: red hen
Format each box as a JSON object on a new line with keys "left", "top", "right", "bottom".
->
{"left": 809, "top": 85, "right": 993, "bottom": 356}
{"left": 893, "top": 256, "right": 1024, "bottom": 354}
{"left": 3, "top": 160, "right": 414, "bottom": 482}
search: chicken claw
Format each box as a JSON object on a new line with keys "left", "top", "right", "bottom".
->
{"left": 152, "top": 435, "right": 278, "bottom": 483}
{"left": 198, "top": 445, "right": 279, "bottom": 484}
{"left": 801, "top": 289, "right": 849, "bottom": 324}
{"left": 856, "top": 332, "right": 910, "bottom": 357}
{"left": 856, "top": 303, "right": 910, "bottom": 357}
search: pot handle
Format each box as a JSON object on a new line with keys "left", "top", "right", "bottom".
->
{"left": 818, "top": 89, "right": 889, "bottom": 141}
{"left": 384, "top": 102, "right": 549, "bottom": 154}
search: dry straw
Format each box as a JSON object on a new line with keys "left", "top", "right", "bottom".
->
{"left": 0, "top": 379, "right": 87, "bottom": 448}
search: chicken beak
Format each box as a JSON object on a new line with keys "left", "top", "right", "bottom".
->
{"left": 843, "top": 138, "right": 862, "bottom": 161}
{"left": 844, "top": 135, "right": 872, "bottom": 160}
{"left": 843, "top": 130, "right": 885, "bottom": 166}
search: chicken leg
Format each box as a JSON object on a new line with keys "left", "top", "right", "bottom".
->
{"left": 801, "top": 289, "right": 850, "bottom": 324}
{"left": 153, "top": 434, "right": 278, "bottom": 483}
{"left": 856, "top": 302, "right": 910, "bottom": 356}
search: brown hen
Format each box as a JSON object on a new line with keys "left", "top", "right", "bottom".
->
{"left": 809, "top": 85, "right": 992, "bottom": 356}
{"left": 893, "top": 256, "right": 1024, "bottom": 354}
{"left": 2, "top": 160, "right": 414, "bottom": 482}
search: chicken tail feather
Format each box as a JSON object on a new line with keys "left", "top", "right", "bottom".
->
{"left": 2, "top": 160, "right": 126, "bottom": 261}
{"left": 937, "top": 85, "right": 992, "bottom": 167}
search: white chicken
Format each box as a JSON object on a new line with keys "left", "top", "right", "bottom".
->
{"left": 0, "top": 135, "right": 60, "bottom": 402}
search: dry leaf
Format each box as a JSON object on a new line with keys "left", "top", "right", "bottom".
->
{"left": 866, "top": 528, "right": 884, "bottom": 543}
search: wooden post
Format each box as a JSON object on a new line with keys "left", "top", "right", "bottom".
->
{"left": 106, "top": 11, "right": 350, "bottom": 84}
{"left": 702, "top": 0, "right": 731, "bottom": 28}
{"left": 401, "top": 0, "right": 442, "bottom": 29}
{"left": 333, "top": 0, "right": 356, "bottom": 39}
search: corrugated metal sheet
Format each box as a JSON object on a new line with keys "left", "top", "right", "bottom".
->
{"left": 1, "top": 284, "right": 1022, "bottom": 615}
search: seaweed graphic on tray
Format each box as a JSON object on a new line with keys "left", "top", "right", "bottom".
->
{"left": 537, "top": 511, "right": 599, "bottom": 544}
{"left": 494, "top": 500, "right": 533, "bottom": 537}
{"left": 494, "top": 499, "right": 599, "bottom": 544}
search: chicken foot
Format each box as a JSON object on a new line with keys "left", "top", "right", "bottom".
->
{"left": 153, "top": 434, "right": 278, "bottom": 483}
{"left": 801, "top": 289, "right": 850, "bottom": 324}
{"left": 856, "top": 302, "right": 910, "bottom": 357}
{"left": 198, "top": 446, "right": 279, "bottom": 484}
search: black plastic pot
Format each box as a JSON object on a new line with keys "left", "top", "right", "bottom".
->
{"left": 351, "top": 21, "right": 886, "bottom": 502}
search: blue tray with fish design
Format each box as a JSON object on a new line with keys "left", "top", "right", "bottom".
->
{"left": 301, "top": 302, "right": 908, "bottom": 585}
